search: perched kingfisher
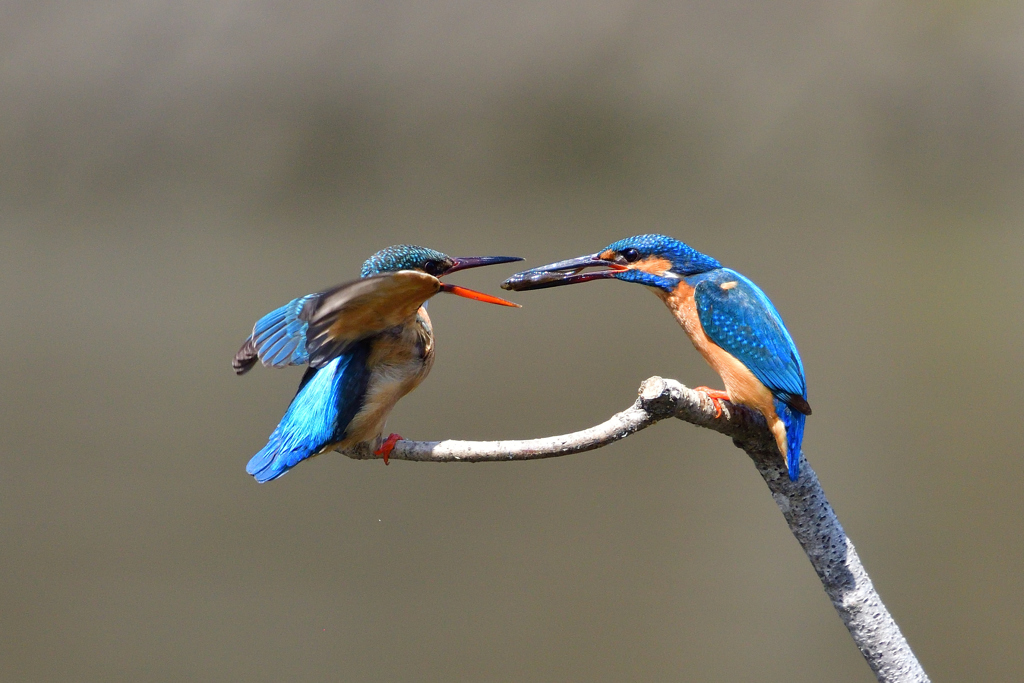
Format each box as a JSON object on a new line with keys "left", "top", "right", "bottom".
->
{"left": 502, "top": 234, "right": 810, "bottom": 480}
{"left": 234, "top": 245, "right": 522, "bottom": 482}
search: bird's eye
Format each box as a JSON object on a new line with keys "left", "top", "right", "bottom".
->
{"left": 422, "top": 260, "right": 445, "bottom": 276}
{"left": 620, "top": 248, "right": 640, "bottom": 263}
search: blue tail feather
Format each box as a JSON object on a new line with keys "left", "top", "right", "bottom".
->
{"left": 774, "top": 397, "right": 806, "bottom": 481}
{"left": 247, "top": 342, "right": 372, "bottom": 483}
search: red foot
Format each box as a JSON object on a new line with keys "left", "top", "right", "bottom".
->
{"left": 374, "top": 433, "right": 403, "bottom": 465}
{"left": 693, "top": 386, "right": 730, "bottom": 419}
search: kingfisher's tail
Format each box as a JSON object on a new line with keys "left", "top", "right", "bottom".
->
{"left": 247, "top": 431, "right": 320, "bottom": 483}
{"left": 246, "top": 363, "right": 336, "bottom": 483}
{"left": 774, "top": 398, "right": 806, "bottom": 481}
{"left": 247, "top": 345, "right": 371, "bottom": 483}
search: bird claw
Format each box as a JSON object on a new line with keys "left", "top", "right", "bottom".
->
{"left": 693, "top": 386, "right": 730, "bottom": 419}
{"left": 374, "top": 433, "right": 403, "bottom": 465}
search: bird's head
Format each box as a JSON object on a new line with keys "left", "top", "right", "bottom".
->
{"left": 361, "top": 245, "right": 523, "bottom": 306}
{"left": 501, "top": 234, "right": 721, "bottom": 293}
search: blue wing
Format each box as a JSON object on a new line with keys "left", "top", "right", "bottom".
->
{"left": 233, "top": 271, "right": 438, "bottom": 374}
{"left": 246, "top": 340, "right": 373, "bottom": 483}
{"left": 694, "top": 269, "right": 809, "bottom": 481}
{"left": 694, "top": 269, "right": 808, "bottom": 411}
{"left": 233, "top": 294, "right": 317, "bottom": 374}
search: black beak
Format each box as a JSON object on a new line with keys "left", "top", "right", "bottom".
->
{"left": 501, "top": 253, "right": 628, "bottom": 291}
{"left": 438, "top": 255, "right": 524, "bottom": 307}
{"left": 443, "top": 255, "right": 523, "bottom": 276}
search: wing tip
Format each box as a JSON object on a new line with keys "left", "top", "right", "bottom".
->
{"left": 787, "top": 395, "right": 812, "bottom": 416}
{"left": 233, "top": 339, "right": 258, "bottom": 375}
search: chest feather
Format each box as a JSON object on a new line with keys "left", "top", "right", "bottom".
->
{"left": 335, "top": 308, "right": 435, "bottom": 448}
{"left": 656, "top": 284, "right": 779, "bottom": 430}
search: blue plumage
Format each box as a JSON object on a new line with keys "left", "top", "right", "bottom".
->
{"left": 360, "top": 245, "right": 449, "bottom": 278}
{"left": 774, "top": 398, "right": 806, "bottom": 480}
{"left": 605, "top": 234, "right": 722, "bottom": 276}
{"left": 692, "top": 270, "right": 806, "bottom": 406}
{"left": 235, "top": 245, "right": 523, "bottom": 482}
{"left": 249, "top": 294, "right": 316, "bottom": 368}
{"left": 611, "top": 236, "right": 810, "bottom": 479}
{"left": 235, "top": 247, "right": 452, "bottom": 376}
{"left": 502, "top": 233, "right": 811, "bottom": 480}
{"left": 246, "top": 342, "right": 372, "bottom": 482}
{"left": 689, "top": 268, "right": 810, "bottom": 480}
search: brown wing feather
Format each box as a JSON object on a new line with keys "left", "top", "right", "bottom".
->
{"left": 232, "top": 338, "right": 259, "bottom": 374}
{"left": 305, "top": 271, "right": 440, "bottom": 368}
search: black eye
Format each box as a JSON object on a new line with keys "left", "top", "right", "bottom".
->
{"left": 422, "top": 260, "right": 445, "bottom": 276}
{"left": 620, "top": 248, "right": 640, "bottom": 263}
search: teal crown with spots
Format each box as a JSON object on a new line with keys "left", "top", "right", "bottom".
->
{"left": 604, "top": 234, "right": 721, "bottom": 276}
{"left": 360, "top": 245, "right": 452, "bottom": 277}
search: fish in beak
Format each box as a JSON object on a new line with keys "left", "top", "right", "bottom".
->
{"left": 501, "top": 253, "right": 629, "bottom": 291}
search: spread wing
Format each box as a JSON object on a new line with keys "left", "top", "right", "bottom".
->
{"left": 694, "top": 271, "right": 810, "bottom": 414}
{"left": 304, "top": 271, "right": 440, "bottom": 367}
{"left": 234, "top": 271, "right": 440, "bottom": 373}
{"left": 233, "top": 294, "right": 318, "bottom": 374}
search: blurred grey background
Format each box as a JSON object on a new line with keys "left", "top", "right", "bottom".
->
{"left": 2, "top": 2, "right": 1022, "bottom": 681}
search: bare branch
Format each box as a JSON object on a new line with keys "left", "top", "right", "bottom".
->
{"left": 341, "top": 376, "right": 930, "bottom": 683}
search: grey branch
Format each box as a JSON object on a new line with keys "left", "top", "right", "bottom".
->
{"left": 341, "top": 376, "right": 929, "bottom": 683}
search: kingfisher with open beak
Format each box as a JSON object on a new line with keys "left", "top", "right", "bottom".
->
{"left": 234, "top": 245, "right": 522, "bottom": 482}
{"left": 503, "top": 234, "right": 810, "bottom": 480}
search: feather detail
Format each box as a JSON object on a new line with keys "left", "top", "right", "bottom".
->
{"left": 305, "top": 271, "right": 439, "bottom": 368}
{"left": 692, "top": 270, "right": 808, "bottom": 406}
{"left": 246, "top": 342, "right": 372, "bottom": 482}
{"left": 775, "top": 397, "right": 806, "bottom": 480}
{"left": 234, "top": 294, "right": 316, "bottom": 374}
{"left": 659, "top": 274, "right": 809, "bottom": 480}
{"left": 232, "top": 338, "right": 259, "bottom": 374}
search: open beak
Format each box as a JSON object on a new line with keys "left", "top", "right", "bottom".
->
{"left": 501, "top": 253, "right": 629, "bottom": 291}
{"left": 439, "top": 255, "right": 524, "bottom": 307}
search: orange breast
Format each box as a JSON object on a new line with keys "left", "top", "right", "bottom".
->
{"left": 657, "top": 282, "right": 789, "bottom": 458}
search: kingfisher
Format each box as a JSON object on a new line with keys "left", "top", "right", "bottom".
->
{"left": 234, "top": 245, "right": 522, "bottom": 482}
{"left": 502, "top": 234, "right": 810, "bottom": 480}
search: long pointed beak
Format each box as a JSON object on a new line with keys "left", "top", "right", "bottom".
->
{"left": 444, "top": 255, "right": 523, "bottom": 275}
{"left": 440, "top": 283, "right": 521, "bottom": 307}
{"left": 501, "top": 253, "right": 628, "bottom": 291}
{"left": 439, "top": 255, "right": 524, "bottom": 307}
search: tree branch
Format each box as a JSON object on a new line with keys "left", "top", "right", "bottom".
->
{"left": 341, "top": 376, "right": 930, "bottom": 683}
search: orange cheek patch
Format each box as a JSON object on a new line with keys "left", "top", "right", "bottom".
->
{"left": 634, "top": 256, "right": 674, "bottom": 276}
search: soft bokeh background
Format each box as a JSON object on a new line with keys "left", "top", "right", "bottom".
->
{"left": 2, "top": 2, "right": 1023, "bottom": 681}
